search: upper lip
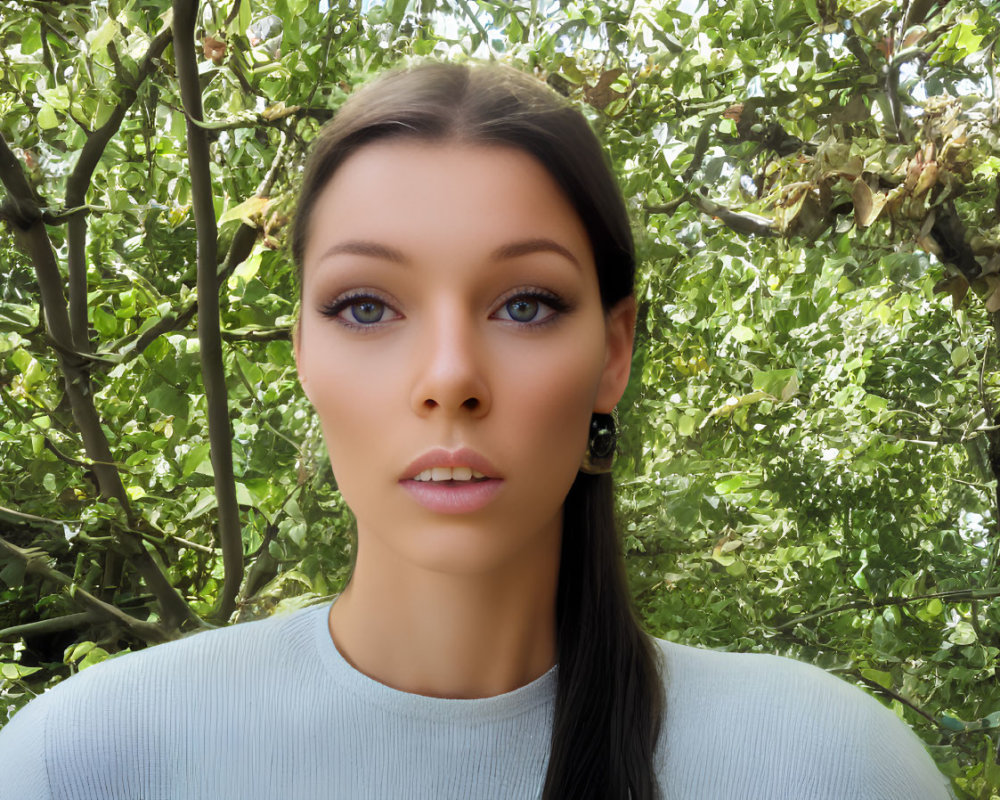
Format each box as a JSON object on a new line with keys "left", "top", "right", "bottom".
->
{"left": 401, "top": 448, "right": 501, "bottom": 480}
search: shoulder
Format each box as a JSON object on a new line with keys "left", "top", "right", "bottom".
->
{"left": 0, "top": 603, "right": 330, "bottom": 798}
{"left": 40, "top": 601, "right": 322, "bottom": 698}
{"left": 650, "top": 637, "right": 953, "bottom": 800}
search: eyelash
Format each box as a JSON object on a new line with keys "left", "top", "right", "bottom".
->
{"left": 318, "top": 288, "right": 572, "bottom": 331}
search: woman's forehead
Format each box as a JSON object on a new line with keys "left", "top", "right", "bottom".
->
{"left": 302, "top": 140, "right": 594, "bottom": 273}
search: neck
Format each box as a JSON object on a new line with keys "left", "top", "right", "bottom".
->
{"left": 328, "top": 525, "right": 560, "bottom": 699}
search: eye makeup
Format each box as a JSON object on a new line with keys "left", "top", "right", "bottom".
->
{"left": 317, "top": 285, "right": 575, "bottom": 332}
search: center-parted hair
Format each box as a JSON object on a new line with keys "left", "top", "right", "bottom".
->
{"left": 292, "top": 61, "right": 664, "bottom": 800}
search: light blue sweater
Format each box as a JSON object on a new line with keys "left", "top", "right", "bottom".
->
{"left": 0, "top": 601, "right": 952, "bottom": 799}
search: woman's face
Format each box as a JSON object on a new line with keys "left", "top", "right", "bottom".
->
{"left": 296, "top": 140, "right": 635, "bottom": 576}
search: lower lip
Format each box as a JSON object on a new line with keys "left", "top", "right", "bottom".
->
{"left": 400, "top": 479, "right": 504, "bottom": 514}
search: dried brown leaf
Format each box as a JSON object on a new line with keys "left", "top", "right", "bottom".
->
{"left": 852, "top": 179, "right": 886, "bottom": 227}
{"left": 933, "top": 275, "right": 970, "bottom": 310}
{"left": 203, "top": 35, "right": 226, "bottom": 64}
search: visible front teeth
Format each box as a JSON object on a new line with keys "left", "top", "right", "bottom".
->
{"left": 414, "top": 467, "right": 487, "bottom": 482}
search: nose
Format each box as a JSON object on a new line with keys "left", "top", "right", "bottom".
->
{"left": 409, "top": 305, "right": 491, "bottom": 418}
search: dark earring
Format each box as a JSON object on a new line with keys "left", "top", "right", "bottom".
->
{"left": 580, "top": 412, "right": 617, "bottom": 474}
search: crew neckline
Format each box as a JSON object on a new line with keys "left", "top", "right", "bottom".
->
{"left": 308, "top": 599, "right": 558, "bottom": 722}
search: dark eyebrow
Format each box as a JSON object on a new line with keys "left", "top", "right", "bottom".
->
{"left": 317, "top": 240, "right": 408, "bottom": 264}
{"left": 491, "top": 238, "right": 581, "bottom": 271}
{"left": 317, "top": 237, "right": 580, "bottom": 270}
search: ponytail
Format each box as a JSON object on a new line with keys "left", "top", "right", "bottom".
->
{"left": 543, "top": 471, "right": 664, "bottom": 799}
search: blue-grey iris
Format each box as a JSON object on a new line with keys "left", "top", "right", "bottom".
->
{"left": 352, "top": 300, "right": 384, "bottom": 324}
{"left": 506, "top": 298, "right": 538, "bottom": 322}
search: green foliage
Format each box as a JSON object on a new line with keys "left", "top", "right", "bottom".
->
{"left": 1, "top": 0, "right": 998, "bottom": 795}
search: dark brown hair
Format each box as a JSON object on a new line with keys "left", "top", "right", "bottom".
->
{"left": 292, "top": 61, "right": 664, "bottom": 800}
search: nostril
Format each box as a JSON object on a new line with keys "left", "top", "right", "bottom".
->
{"left": 462, "top": 397, "right": 479, "bottom": 411}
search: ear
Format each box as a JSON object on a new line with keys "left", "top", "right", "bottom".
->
{"left": 594, "top": 295, "right": 636, "bottom": 413}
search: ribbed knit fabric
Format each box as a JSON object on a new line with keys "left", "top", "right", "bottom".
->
{"left": 0, "top": 601, "right": 953, "bottom": 800}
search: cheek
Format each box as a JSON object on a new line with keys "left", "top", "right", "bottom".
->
{"left": 494, "top": 330, "right": 607, "bottom": 465}
{"left": 298, "top": 333, "right": 399, "bottom": 481}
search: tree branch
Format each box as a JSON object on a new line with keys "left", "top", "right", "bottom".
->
{"left": 683, "top": 121, "right": 712, "bottom": 183}
{"left": 0, "top": 612, "right": 102, "bottom": 642}
{"left": 776, "top": 586, "right": 1000, "bottom": 630}
{"left": 64, "top": 24, "right": 174, "bottom": 354}
{"left": 691, "top": 190, "right": 779, "bottom": 237}
{"left": 453, "top": 0, "right": 496, "bottom": 59}
{"left": 0, "top": 505, "right": 64, "bottom": 532}
{"left": 0, "top": 139, "right": 131, "bottom": 517}
{"left": 0, "top": 535, "right": 171, "bottom": 644}
{"left": 849, "top": 669, "right": 941, "bottom": 728}
{"left": 0, "top": 133, "right": 199, "bottom": 633}
{"left": 647, "top": 190, "right": 780, "bottom": 237}
{"left": 733, "top": 112, "right": 817, "bottom": 158}
{"left": 173, "top": 0, "right": 243, "bottom": 622}
{"left": 221, "top": 325, "right": 291, "bottom": 342}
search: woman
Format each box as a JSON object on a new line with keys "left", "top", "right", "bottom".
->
{"left": 0, "top": 62, "right": 952, "bottom": 800}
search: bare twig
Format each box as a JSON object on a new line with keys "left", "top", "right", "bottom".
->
{"left": 690, "top": 190, "right": 779, "bottom": 237}
{"left": 173, "top": 0, "right": 243, "bottom": 622}
{"left": 0, "top": 133, "right": 199, "bottom": 633}
{"left": 221, "top": 326, "right": 291, "bottom": 342}
{"left": 683, "top": 121, "right": 712, "bottom": 184}
{"left": 453, "top": 0, "right": 496, "bottom": 59}
{"left": 990, "top": 40, "right": 1000, "bottom": 126}
{"left": 776, "top": 586, "right": 1000, "bottom": 630}
{"left": 0, "top": 505, "right": 64, "bottom": 531}
{"left": 850, "top": 670, "right": 941, "bottom": 727}
{"left": 0, "top": 612, "right": 102, "bottom": 642}
{"left": 0, "top": 535, "right": 172, "bottom": 643}
{"left": 64, "top": 24, "right": 174, "bottom": 353}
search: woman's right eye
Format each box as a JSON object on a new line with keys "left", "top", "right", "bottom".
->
{"left": 319, "top": 294, "right": 400, "bottom": 327}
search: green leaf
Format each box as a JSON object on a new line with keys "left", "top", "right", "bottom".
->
{"left": 939, "top": 715, "right": 967, "bottom": 732}
{"left": 64, "top": 641, "right": 97, "bottom": 664}
{"left": 88, "top": 17, "right": 119, "bottom": 53}
{"left": 730, "top": 324, "right": 755, "bottom": 343}
{"left": 2, "top": 663, "right": 24, "bottom": 680}
{"left": 387, "top": 0, "right": 409, "bottom": 26}
{"left": 861, "top": 668, "right": 893, "bottom": 689}
{"left": 751, "top": 368, "right": 798, "bottom": 399}
{"left": 0, "top": 560, "right": 26, "bottom": 587}
{"left": 0, "top": 305, "right": 38, "bottom": 331}
{"left": 181, "top": 491, "right": 218, "bottom": 523}
{"left": 37, "top": 104, "right": 59, "bottom": 130}
{"left": 678, "top": 414, "right": 696, "bottom": 436}
{"left": 862, "top": 393, "right": 888, "bottom": 413}
{"left": 20, "top": 22, "right": 42, "bottom": 54}
{"left": 725, "top": 559, "right": 746, "bottom": 577}
{"left": 949, "top": 621, "right": 977, "bottom": 646}
{"left": 182, "top": 442, "right": 212, "bottom": 478}
{"left": 147, "top": 385, "right": 190, "bottom": 420}
{"left": 802, "top": 0, "right": 822, "bottom": 26}
{"left": 92, "top": 306, "right": 118, "bottom": 337}
{"left": 218, "top": 195, "right": 268, "bottom": 227}
{"left": 715, "top": 474, "right": 746, "bottom": 493}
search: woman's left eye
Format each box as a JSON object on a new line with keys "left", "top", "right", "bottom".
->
{"left": 493, "top": 292, "right": 567, "bottom": 325}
